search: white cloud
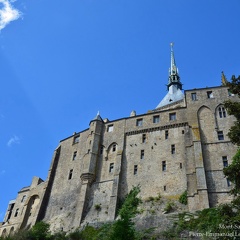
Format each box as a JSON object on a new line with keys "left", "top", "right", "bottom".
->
{"left": 0, "top": 0, "right": 21, "bottom": 31}
{"left": 7, "top": 135, "right": 20, "bottom": 147}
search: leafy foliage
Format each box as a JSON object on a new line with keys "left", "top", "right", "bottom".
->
{"left": 179, "top": 190, "right": 188, "bottom": 205}
{"left": 107, "top": 185, "right": 142, "bottom": 240}
{"left": 164, "top": 201, "right": 174, "bottom": 213}
{"left": 27, "top": 221, "right": 51, "bottom": 240}
{"left": 224, "top": 75, "right": 240, "bottom": 146}
{"left": 223, "top": 149, "right": 240, "bottom": 196}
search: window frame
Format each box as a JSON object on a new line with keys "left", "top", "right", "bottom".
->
{"left": 222, "top": 156, "right": 228, "bottom": 167}
{"left": 191, "top": 92, "right": 197, "bottom": 101}
{"left": 136, "top": 118, "right": 143, "bottom": 127}
{"left": 153, "top": 115, "right": 160, "bottom": 123}
{"left": 72, "top": 151, "right": 77, "bottom": 160}
{"left": 162, "top": 161, "right": 166, "bottom": 171}
{"left": 107, "top": 125, "right": 114, "bottom": 132}
{"left": 68, "top": 169, "right": 73, "bottom": 180}
{"left": 207, "top": 91, "right": 213, "bottom": 99}
{"left": 73, "top": 135, "right": 80, "bottom": 144}
{"left": 109, "top": 163, "right": 114, "bottom": 173}
{"left": 134, "top": 165, "right": 138, "bottom": 175}
{"left": 169, "top": 113, "right": 176, "bottom": 121}
{"left": 171, "top": 144, "right": 176, "bottom": 154}
{"left": 217, "top": 131, "right": 224, "bottom": 140}
{"left": 165, "top": 130, "right": 169, "bottom": 139}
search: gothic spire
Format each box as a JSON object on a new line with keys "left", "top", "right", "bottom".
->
{"left": 155, "top": 43, "right": 184, "bottom": 109}
{"left": 167, "top": 43, "right": 182, "bottom": 90}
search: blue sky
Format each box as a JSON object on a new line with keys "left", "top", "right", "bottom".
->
{"left": 0, "top": 0, "right": 240, "bottom": 220}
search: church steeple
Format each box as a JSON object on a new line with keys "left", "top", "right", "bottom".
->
{"left": 167, "top": 43, "right": 182, "bottom": 90}
{"left": 155, "top": 43, "right": 184, "bottom": 109}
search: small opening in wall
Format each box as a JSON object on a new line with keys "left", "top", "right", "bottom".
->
{"left": 68, "top": 169, "right": 73, "bottom": 180}
{"left": 109, "top": 163, "right": 114, "bottom": 173}
{"left": 164, "top": 186, "right": 166, "bottom": 191}
{"left": 134, "top": 165, "right": 138, "bottom": 175}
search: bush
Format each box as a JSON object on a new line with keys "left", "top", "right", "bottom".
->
{"left": 27, "top": 221, "right": 51, "bottom": 240}
{"left": 179, "top": 190, "right": 188, "bottom": 205}
{"left": 164, "top": 201, "right": 174, "bottom": 213}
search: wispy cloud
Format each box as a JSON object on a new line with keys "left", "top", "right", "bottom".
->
{"left": 7, "top": 135, "right": 20, "bottom": 147}
{"left": 0, "top": 0, "right": 21, "bottom": 31}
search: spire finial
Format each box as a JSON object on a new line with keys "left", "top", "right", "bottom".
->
{"left": 167, "top": 43, "right": 182, "bottom": 90}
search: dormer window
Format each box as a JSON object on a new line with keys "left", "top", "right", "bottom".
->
{"left": 73, "top": 135, "right": 80, "bottom": 144}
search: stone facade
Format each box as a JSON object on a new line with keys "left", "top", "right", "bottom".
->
{"left": 0, "top": 47, "right": 238, "bottom": 235}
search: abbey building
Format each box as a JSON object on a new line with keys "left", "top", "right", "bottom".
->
{"left": 1, "top": 45, "right": 238, "bottom": 236}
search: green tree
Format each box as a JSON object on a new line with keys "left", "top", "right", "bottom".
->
{"left": 224, "top": 75, "right": 240, "bottom": 146}
{"left": 224, "top": 75, "right": 240, "bottom": 195}
{"left": 97, "top": 185, "right": 142, "bottom": 240}
{"left": 27, "top": 221, "right": 51, "bottom": 240}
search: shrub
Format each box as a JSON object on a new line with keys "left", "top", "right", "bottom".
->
{"left": 94, "top": 204, "right": 101, "bottom": 211}
{"left": 164, "top": 201, "right": 174, "bottom": 213}
{"left": 179, "top": 190, "right": 188, "bottom": 205}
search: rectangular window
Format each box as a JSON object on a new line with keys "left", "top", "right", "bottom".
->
{"left": 222, "top": 156, "right": 228, "bottom": 167}
{"left": 217, "top": 131, "right": 224, "bottom": 140}
{"left": 109, "top": 163, "right": 114, "bottom": 173}
{"left": 165, "top": 130, "right": 169, "bottom": 139}
{"left": 134, "top": 165, "right": 138, "bottom": 175}
{"left": 136, "top": 118, "right": 143, "bottom": 127}
{"left": 191, "top": 92, "right": 197, "bottom": 101}
{"left": 162, "top": 161, "right": 166, "bottom": 171}
{"left": 68, "top": 169, "right": 73, "bottom": 180}
{"left": 207, "top": 91, "right": 213, "bottom": 98}
{"left": 140, "top": 150, "right": 144, "bottom": 159}
{"left": 112, "top": 144, "right": 116, "bottom": 152}
{"left": 180, "top": 163, "right": 182, "bottom": 169}
{"left": 72, "top": 151, "right": 77, "bottom": 160}
{"left": 73, "top": 135, "right": 80, "bottom": 144}
{"left": 107, "top": 125, "right": 114, "bottom": 132}
{"left": 100, "top": 146, "right": 104, "bottom": 154}
{"left": 169, "top": 113, "right": 176, "bottom": 121}
{"left": 218, "top": 107, "right": 226, "bottom": 118}
{"left": 164, "top": 185, "right": 166, "bottom": 191}
{"left": 153, "top": 115, "right": 160, "bottom": 123}
{"left": 14, "top": 209, "right": 19, "bottom": 217}
{"left": 142, "top": 134, "right": 146, "bottom": 143}
{"left": 171, "top": 144, "right": 175, "bottom": 154}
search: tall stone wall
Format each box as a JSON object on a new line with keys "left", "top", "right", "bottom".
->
{"left": 1, "top": 85, "right": 239, "bottom": 236}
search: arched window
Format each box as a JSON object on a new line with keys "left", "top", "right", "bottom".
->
{"left": 9, "top": 227, "right": 14, "bottom": 236}
{"left": 218, "top": 106, "right": 226, "bottom": 118}
{"left": 1, "top": 229, "right": 7, "bottom": 237}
